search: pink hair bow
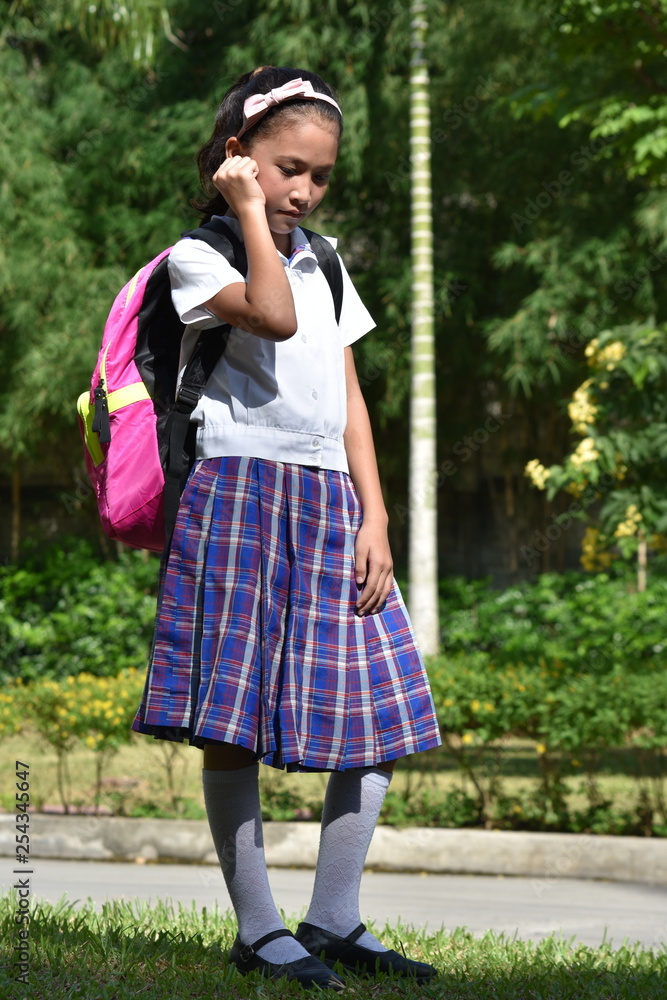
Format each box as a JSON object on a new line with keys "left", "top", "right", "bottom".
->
{"left": 237, "top": 77, "right": 342, "bottom": 138}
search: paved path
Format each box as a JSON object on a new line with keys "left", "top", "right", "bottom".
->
{"left": 3, "top": 859, "right": 665, "bottom": 951}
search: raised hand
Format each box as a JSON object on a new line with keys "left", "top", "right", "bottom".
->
{"left": 211, "top": 155, "right": 266, "bottom": 216}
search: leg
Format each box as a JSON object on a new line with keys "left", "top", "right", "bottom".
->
{"left": 302, "top": 762, "right": 395, "bottom": 950}
{"left": 296, "top": 756, "right": 438, "bottom": 982}
{"left": 202, "top": 743, "right": 308, "bottom": 963}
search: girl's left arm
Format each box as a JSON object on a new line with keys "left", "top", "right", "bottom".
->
{"left": 343, "top": 346, "right": 394, "bottom": 616}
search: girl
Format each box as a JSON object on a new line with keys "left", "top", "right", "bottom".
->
{"left": 133, "top": 65, "right": 442, "bottom": 991}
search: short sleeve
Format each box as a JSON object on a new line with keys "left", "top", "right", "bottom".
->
{"left": 168, "top": 237, "right": 246, "bottom": 329}
{"left": 337, "top": 255, "right": 376, "bottom": 347}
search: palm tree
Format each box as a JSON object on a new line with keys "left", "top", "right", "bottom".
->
{"left": 408, "top": 0, "right": 439, "bottom": 655}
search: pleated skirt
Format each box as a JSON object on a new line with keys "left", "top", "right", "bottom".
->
{"left": 132, "top": 456, "right": 442, "bottom": 771}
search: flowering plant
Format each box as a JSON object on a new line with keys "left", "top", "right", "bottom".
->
{"left": 524, "top": 322, "right": 667, "bottom": 573}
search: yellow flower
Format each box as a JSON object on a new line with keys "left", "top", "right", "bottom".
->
{"left": 597, "top": 341, "right": 625, "bottom": 368}
{"left": 524, "top": 458, "right": 551, "bottom": 490}
{"left": 535, "top": 743, "right": 547, "bottom": 755}
{"left": 443, "top": 698, "right": 454, "bottom": 708}
{"left": 570, "top": 437, "right": 599, "bottom": 469}
{"left": 568, "top": 379, "right": 598, "bottom": 434}
{"left": 483, "top": 701, "right": 495, "bottom": 712}
{"left": 462, "top": 732, "right": 475, "bottom": 745}
{"left": 584, "top": 338, "right": 599, "bottom": 359}
{"left": 614, "top": 503, "right": 643, "bottom": 538}
{"left": 470, "top": 699, "right": 481, "bottom": 712}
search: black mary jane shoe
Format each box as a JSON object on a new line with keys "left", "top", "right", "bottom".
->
{"left": 295, "top": 921, "right": 438, "bottom": 982}
{"left": 229, "top": 927, "right": 347, "bottom": 991}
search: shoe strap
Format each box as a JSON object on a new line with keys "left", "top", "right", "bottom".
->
{"left": 240, "top": 927, "right": 294, "bottom": 962}
{"left": 343, "top": 923, "right": 367, "bottom": 945}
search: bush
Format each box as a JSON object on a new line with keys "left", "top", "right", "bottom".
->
{"left": 439, "top": 558, "right": 667, "bottom": 673}
{"left": 0, "top": 538, "right": 158, "bottom": 683}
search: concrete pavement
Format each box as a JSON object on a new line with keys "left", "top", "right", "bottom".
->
{"left": 4, "top": 858, "right": 666, "bottom": 952}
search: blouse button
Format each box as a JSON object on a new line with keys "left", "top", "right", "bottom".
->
{"left": 301, "top": 334, "right": 307, "bottom": 342}
{"left": 312, "top": 390, "right": 318, "bottom": 399}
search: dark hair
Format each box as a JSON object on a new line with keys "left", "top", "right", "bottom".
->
{"left": 193, "top": 66, "right": 342, "bottom": 222}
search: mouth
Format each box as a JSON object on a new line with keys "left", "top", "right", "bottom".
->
{"left": 279, "top": 210, "right": 306, "bottom": 219}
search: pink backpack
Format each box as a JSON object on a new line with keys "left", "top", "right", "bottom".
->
{"left": 77, "top": 221, "right": 246, "bottom": 551}
{"left": 77, "top": 220, "right": 342, "bottom": 552}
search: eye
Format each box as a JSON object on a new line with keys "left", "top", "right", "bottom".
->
{"left": 314, "top": 174, "right": 331, "bottom": 184}
{"left": 279, "top": 166, "right": 296, "bottom": 176}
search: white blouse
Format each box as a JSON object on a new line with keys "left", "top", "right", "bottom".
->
{"left": 168, "top": 216, "right": 375, "bottom": 474}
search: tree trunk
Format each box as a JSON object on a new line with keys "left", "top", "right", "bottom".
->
{"left": 407, "top": 0, "right": 439, "bottom": 655}
{"left": 11, "top": 462, "right": 21, "bottom": 562}
{"left": 637, "top": 533, "right": 647, "bottom": 592}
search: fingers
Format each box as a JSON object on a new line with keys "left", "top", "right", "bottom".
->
{"left": 211, "top": 156, "right": 261, "bottom": 201}
{"left": 355, "top": 548, "right": 393, "bottom": 617}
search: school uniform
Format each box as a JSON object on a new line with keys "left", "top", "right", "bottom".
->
{"left": 132, "top": 217, "right": 442, "bottom": 771}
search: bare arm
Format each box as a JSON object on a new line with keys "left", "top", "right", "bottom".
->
{"left": 343, "top": 346, "right": 394, "bottom": 615}
{"left": 203, "top": 155, "right": 297, "bottom": 342}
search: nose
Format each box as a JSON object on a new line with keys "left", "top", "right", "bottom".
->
{"left": 289, "top": 178, "right": 311, "bottom": 208}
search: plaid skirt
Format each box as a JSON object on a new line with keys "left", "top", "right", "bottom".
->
{"left": 132, "top": 456, "right": 441, "bottom": 771}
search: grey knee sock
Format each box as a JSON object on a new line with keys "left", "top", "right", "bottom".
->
{"left": 304, "top": 766, "right": 392, "bottom": 951}
{"left": 202, "top": 765, "right": 308, "bottom": 963}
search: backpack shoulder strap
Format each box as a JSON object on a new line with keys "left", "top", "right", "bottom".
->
{"left": 162, "top": 220, "right": 247, "bottom": 549}
{"left": 300, "top": 228, "right": 343, "bottom": 325}
{"left": 184, "top": 217, "right": 249, "bottom": 277}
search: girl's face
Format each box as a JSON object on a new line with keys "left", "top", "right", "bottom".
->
{"left": 241, "top": 120, "right": 339, "bottom": 253}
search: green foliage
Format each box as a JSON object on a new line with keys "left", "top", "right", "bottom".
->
{"left": 439, "top": 562, "right": 667, "bottom": 670}
{"left": 0, "top": 539, "right": 158, "bottom": 683}
{"left": 425, "top": 562, "right": 667, "bottom": 833}
{"left": 381, "top": 786, "right": 482, "bottom": 828}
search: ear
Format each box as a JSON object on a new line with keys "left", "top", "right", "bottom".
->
{"left": 225, "top": 136, "right": 246, "bottom": 158}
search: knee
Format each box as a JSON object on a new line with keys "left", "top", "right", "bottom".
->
{"left": 203, "top": 742, "right": 257, "bottom": 770}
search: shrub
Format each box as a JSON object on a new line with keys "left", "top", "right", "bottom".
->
{"left": 439, "top": 560, "right": 667, "bottom": 673}
{"left": 0, "top": 538, "right": 158, "bottom": 683}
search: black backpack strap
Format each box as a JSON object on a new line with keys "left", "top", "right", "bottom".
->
{"left": 301, "top": 228, "right": 343, "bottom": 325}
{"left": 162, "top": 221, "right": 247, "bottom": 550}
{"left": 185, "top": 217, "right": 249, "bottom": 277}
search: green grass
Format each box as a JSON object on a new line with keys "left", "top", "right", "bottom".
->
{"left": 1, "top": 894, "right": 665, "bottom": 999}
